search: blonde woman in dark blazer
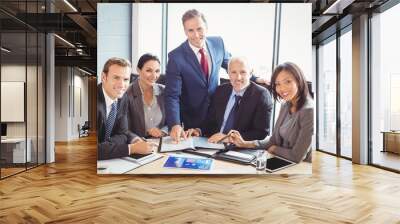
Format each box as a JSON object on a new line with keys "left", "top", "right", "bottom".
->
{"left": 126, "top": 54, "right": 167, "bottom": 139}
{"left": 230, "top": 62, "right": 314, "bottom": 163}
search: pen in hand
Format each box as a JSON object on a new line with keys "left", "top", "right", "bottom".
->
{"left": 140, "top": 136, "right": 147, "bottom": 142}
{"left": 217, "top": 133, "right": 231, "bottom": 144}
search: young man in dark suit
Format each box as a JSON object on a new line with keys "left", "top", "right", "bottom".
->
{"left": 97, "top": 57, "right": 155, "bottom": 160}
{"left": 187, "top": 57, "right": 273, "bottom": 142}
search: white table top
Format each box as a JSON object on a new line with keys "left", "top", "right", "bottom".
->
{"left": 126, "top": 151, "right": 311, "bottom": 175}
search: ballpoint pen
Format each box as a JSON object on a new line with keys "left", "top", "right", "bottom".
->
{"left": 138, "top": 136, "right": 147, "bottom": 142}
{"left": 217, "top": 133, "right": 231, "bottom": 144}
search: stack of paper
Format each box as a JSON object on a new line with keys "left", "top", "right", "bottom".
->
{"left": 160, "top": 136, "right": 225, "bottom": 152}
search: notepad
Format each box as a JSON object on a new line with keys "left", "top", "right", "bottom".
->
{"left": 215, "top": 150, "right": 256, "bottom": 165}
{"left": 163, "top": 156, "right": 212, "bottom": 170}
{"left": 223, "top": 150, "right": 255, "bottom": 160}
{"left": 124, "top": 153, "right": 163, "bottom": 165}
{"left": 97, "top": 158, "right": 141, "bottom": 174}
{"left": 129, "top": 153, "right": 152, "bottom": 160}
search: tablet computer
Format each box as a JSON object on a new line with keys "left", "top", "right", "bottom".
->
{"left": 265, "top": 156, "right": 295, "bottom": 173}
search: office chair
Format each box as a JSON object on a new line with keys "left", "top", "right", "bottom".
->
{"left": 79, "top": 121, "right": 90, "bottom": 138}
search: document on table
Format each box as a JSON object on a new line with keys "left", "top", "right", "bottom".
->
{"left": 97, "top": 158, "right": 140, "bottom": 174}
{"left": 159, "top": 136, "right": 194, "bottom": 152}
{"left": 159, "top": 136, "right": 225, "bottom": 152}
{"left": 124, "top": 153, "right": 163, "bottom": 165}
{"left": 192, "top": 137, "right": 225, "bottom": 150}
{"left": 97, "top": 153, "right": 163, "bottom": 174}
{"left": 223, "top": 151, "right": 255, "bottom": 160}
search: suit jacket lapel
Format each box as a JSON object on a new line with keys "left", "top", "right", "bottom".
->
{"left": 206, "top": 38, "right": 216, "bottom": 80}
{"left": 132, "top": 81, "right": 146, "bottom": 135}
{"left": 155, "top": 84, "right": 166, "bottom": 127}
{"left": 97, "top": 83, "right": 107, "bottom": 140}
{"left": 183, "top": 40, "right": 208, "bottom": 86}
{"left": 273, "top": 101, "right": 289, "bottom": 145}
{"left": 113, "top": 98, "right": 123, "bottom": 135}
{"left": 275, "top": 103, "right": 288, "bottom": 129}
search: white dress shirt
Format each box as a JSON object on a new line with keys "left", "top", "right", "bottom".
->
{"left": 102, "top": 87, "right": 118, "bottom": 118}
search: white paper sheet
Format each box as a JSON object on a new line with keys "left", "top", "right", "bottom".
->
{"left": 123, "top": 153, "right": 163, "bottom": 165}
{"left": 224, "top": 151, "right": 255, "bottom": 160}
{"left": 159, "top": 136, "right": 225, "bottom": 152}
{"left": 159, "top": 136, "right": 194, "bottom": 152}
{"left": 192, "top": 137, "right": 225, "bottom": 150}
{"left": 97, "top": 154, "right": 163, "bottom": 174}
{"left": 97, "top": 158, "right": 140, "bottom": 174}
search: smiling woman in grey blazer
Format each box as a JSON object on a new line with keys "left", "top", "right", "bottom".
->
{"left": 126, "top": 54, "right": 167, "bottom": 139}
{"left": 229, "top": 62, "right": 314, "bottom": 163}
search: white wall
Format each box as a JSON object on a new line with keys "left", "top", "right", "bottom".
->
{"left": 55, "top": 66, "right": 68, "bottom": 141}
{"left": 97, "top": 3, "right": 132, "bottom": 80}
{"left": 55, "top": 67, "right": 89, "bottom": 141}
{"left": 279, "top": 3, "right": 312, "bottom": 80}
{"left": 1, "top": 63, "right": 46, "bottom": 163}
{"left": 1, "top": 65, "right": 28, "bottom": 138}
{"left": 72, "top": 73, "right": 89, "bottom": 138}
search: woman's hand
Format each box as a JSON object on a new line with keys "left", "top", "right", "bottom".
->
{"left": 147, "top": 128, "right": 165, "bottom": 138}
{"left": 228, "top": 130, "right": 255, "bottom": 148}
{"left": 208, "top": 133, "right": 228, "bottom": 143}
{"left": 267, "top": 145, "right": 277, "bottom": 154}
{"left": 228, "top": 130, "right": 245, "bottom": 147}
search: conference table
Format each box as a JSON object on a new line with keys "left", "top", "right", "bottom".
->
{"left": 126, "top": 151, "right": 311, "bottom": 175}
{"left": 98, "top": 138, "right": 311, "bottom": 175}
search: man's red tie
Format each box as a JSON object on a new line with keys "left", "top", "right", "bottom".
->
{"left": 199, "top": 48, "right": 209, "bottom": 81}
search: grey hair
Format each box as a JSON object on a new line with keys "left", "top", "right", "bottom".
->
{"left": 228, "top": 57, "right": 251, "bottom": 72}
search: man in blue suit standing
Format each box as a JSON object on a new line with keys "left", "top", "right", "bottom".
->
{"left": 165, "top": 9, "right": 265, "bottom": 141}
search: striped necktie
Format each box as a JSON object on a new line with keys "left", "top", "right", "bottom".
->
{"left": 105, "top": 101, "right": 117, "bottom": 140}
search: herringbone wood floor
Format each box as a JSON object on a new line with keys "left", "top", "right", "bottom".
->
{"left": 0, "top": 134, "right": 399, "bottom": 223}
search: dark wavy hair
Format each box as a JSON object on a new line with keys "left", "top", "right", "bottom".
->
{"left": 137, "top": 53, "right": 160, "bottom": 70}
{"left": 270, "top": 62, "right": 309, "bottom": 111}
